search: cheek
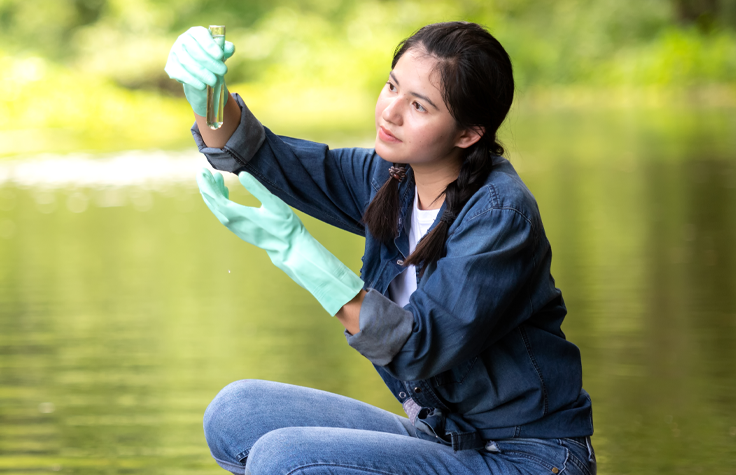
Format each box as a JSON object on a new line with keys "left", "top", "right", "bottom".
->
{"left": 375, "top": 94, "right": 388, "bottom": 124}
{"left": 411, "top": 121, "right": 445, "bottom": 147}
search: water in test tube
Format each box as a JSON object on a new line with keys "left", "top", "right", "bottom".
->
{"left": 207, "top": 25, "right": 226, "bottom": 129}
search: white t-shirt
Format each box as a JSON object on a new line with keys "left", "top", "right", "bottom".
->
{"left": 387, "top": 189, "right": 440, "bottom": 307}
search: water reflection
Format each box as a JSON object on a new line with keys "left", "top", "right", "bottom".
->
{"left": 1, "top": 108, "right": 735, "bottom": 474}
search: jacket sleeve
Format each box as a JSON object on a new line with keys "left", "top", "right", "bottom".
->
{"left": 191, "top": 93, "right": 381, "bottom": 236}
{"left": 346, "top": 205, "right": 540, "bottom": 381}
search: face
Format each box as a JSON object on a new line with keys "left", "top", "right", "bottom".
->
{"left": 374, "top": 48, "right": 479, "bottom": 168}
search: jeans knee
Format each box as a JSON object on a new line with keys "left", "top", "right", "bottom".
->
{"left": 203, "top": 379, "right": 267, "bottom": 466}
{"left": 246, "top": 427, "right": 307, "bottom": 474}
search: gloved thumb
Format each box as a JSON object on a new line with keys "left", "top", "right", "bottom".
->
{"left": 238, "top": 172, "right": 281, "bottom": 209}
{"left": 223, "top": 41, "right": 235, "bottom": 60}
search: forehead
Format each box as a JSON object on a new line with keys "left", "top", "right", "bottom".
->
{"left": 393, "top": 49, "right": 446, "bottom": 107}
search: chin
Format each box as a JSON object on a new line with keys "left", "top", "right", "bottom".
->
{"left": 374, "top": 139, "right": 399, "bottom": 162}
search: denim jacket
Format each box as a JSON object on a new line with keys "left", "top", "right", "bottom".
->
{"left": 192, "top": 94, "right": 593, "bottom": 451}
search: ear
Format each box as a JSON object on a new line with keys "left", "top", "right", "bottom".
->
{"left": 454, "top": 126, "right": 485, "bottom": 149}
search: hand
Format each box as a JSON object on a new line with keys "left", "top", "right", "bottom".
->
{"left": 196, "top": 168, "right": 306, "bottom": 255}
{"left": 165, "top": 27, "right": 235, "bottom": 116}
{"left": 196, "top": 169, "right": 365, "bottom": 316}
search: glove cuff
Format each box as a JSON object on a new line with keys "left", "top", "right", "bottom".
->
{"left": 271, "top": 232, "right": 364, "bottom": 316}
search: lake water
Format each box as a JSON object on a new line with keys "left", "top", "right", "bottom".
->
{"left": 1, "top": 107, "right": 735, "bottom": 474}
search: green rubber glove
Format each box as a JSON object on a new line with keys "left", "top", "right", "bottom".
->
{"left": 196, "top": 168, "right": 364, "bottom": 316}
{"left": 164, "top": 26, "right": 234, "bottom": 117}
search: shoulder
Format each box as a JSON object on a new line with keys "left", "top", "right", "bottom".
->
{"left": 454, "top": 156, "right": 542, "bottom": 234}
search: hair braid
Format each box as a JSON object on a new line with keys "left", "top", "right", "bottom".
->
{"left": 403, "top": 138, "right": 497, "bottom": 277}
{"left": 361, "top": 163, "right": 408, "bottom": 243}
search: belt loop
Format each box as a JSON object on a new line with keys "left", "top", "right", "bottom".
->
{"left": 585, "top": 437, "right": 596, "bottom": 463}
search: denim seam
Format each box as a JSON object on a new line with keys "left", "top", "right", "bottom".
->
{"left": 417, "top": 380, "right": 449, "bottom": 412}
{"left": 452, "top": 356, "right": 478, "bottom": 384}
{"left": 235, "top": 447, "right": 250, "bottom": 461}
{"left": 518, "top": 326, "right": 549, "bottom": 416}
{"left": 224, "top": 145, "right": 249, "bottom": 168}
{"left": 368, "top": 260, "right": 388, "bottom": 290}
{"left": 433, "top": 356, "right": 479, "bottom": 386}
{"left": 486, "top": 184, "right": 498, "bottom": 208}
{"left": 400, "top": 173, "right": 413, "bottom": 203}
{"left": 562, "top": 437, "right": 588, "bottom": 451}
{"left": 477, "top": 184, "right": 535, "bottom": 226}
{"left": 565, "top": 448, "right": 593, "bottom": 475}
{"left": 585, "top": 392, "right": 594, "bottom": 432}
{"left": 335, "top": 152, "right": 367, "bottom": 229}
{"left": 286, "top": 462, "right": 399, "bottom": 475}
{"left": 504, "top": 446, "right": 568, "bottom": 473}
{"left": 212, "top": 453, "right": 246, "bottom": 474}
{"left": 243, "top": 162, "right": 364, "bottom": 236}
{"left": 464, "top": 206, "right": 534, "bottom": 234}
{"left": 528, "top": 236, "right": 539, "bottom": 317}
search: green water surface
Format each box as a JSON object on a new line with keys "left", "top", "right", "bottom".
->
{"left": 1, "top": 107, "right": 735, "bottom": 474}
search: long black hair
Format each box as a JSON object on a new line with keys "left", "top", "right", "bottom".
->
{"left": 361, "top": 21, "right": 515, "bottom": 276}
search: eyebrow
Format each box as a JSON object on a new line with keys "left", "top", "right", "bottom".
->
{"left": 389, "top": 71, "right": 440, "bottom": 111}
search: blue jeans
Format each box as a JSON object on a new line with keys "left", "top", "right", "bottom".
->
{"left": 203, "top": 380, "right": 597, "bottom": 475}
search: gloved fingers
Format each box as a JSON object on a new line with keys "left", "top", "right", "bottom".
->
{"left": 212, "top": 170, "right": 230, "bottom": 200}
{"left": 186, "top": 26, "right": 226, "bottom": 60}
{"left": 180, "top": 32, "right": 228, "bottom": 76}
{"left": 197, "top": 169, "right": 260, "bottom": 223}
{"left": 197, "top": 168, "right": 229, "bottom": 200}
{"left": 164, "top": 56, "right": 207, "bottom": 90}
{"left": 175, "top": 47, "right": 219, "bottom": 88}
{"left": 237, "top": 172, "right": 293, "bottom": 216}
{"left": 223, "top": 41, "right": 235, "bottom": 60}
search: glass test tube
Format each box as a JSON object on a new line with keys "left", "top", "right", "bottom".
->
{"left": 206, "top": 25, "right": 226, "bottom": 130}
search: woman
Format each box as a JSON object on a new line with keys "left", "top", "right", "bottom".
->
{"left": 166, "top": 21, "right": 595, "bottom": 474}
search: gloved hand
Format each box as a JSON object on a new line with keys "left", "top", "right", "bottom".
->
{"left": 165, "top": 27, "right": 235, "bottom": 117}
{"left": 196, "top": 169, "right": 364, "bottom": 316}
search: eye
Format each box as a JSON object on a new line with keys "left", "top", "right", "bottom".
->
{"left": 386, "top": 81, "right": 397, "bottom": 93}
{"left": 412, "top": 101, "right": 426, "bottom": 112}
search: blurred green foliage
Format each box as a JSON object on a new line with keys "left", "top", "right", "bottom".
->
{"left": 1, "top": 0, "right": 735, "bottom": 155}
{"left": 2, "top": 0, "right": 735, "bottom": 88}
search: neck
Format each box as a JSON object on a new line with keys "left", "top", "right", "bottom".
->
{"left": 411, "top": 158, "right": 462, "bottom": 210}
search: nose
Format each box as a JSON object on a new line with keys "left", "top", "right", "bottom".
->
{"left": 381, "top": 96, "right": 403, "bottom": 126}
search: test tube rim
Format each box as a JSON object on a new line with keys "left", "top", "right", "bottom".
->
{"left": 209, "top": 25, "right": 225, "bottom": 36}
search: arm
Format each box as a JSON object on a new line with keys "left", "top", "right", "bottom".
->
{"left": 192, "top": 93, "right": 381, "bottom": 237}
{"left": 166, "top": 26, "right": 376, "bottom": 232}
{"left": 344, "top": 206, "right": 545, "bottom": 381}
{"left": 194, "top": 92, "right": 241, "bottom": 148}
{"left": 197, "top": 169, "right": 365, "bottom": 316}
{"left": 336, "top": 289, "right": 366, "bottom": 335}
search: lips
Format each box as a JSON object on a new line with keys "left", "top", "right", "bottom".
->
{"left": 378, "top": 125, "right": 402, "bottom": 143}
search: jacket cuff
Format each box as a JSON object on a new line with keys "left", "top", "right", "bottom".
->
{"left": 190, "top": 93, "right": 266, "bottom": 173}
{"left": 344, "top": 289, "right": 414, "bottom": 366}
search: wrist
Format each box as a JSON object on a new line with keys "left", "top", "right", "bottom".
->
{"left": 336, "top": 289, "right": 366, "bottom": 335}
